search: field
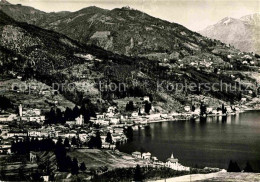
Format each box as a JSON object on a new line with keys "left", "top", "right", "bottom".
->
{"left": 68, "top": 149, "right": 151, "bottom": 170}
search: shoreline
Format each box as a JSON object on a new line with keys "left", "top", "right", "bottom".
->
{"left": 143, "top": 108, "right": 260, "bottom": 125}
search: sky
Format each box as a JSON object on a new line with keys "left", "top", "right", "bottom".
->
{"left": 7, "top": 0, "right": 260, "bottom": 31}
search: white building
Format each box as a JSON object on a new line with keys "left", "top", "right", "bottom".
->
{"left": 19, "top": 104, "right": 23, "bottom": 117}
{"left": 142, "top": 152, "right": 151, "bottom": 160}
{"left": 184, "top": 106, "right": 191, "bottom": 112}
{"left": 165, "top": 154, "right": 190, "bottom": 171}
{"left": 76, "top": 115, "right": 83, "bottom": 125}
{"left": 132, "top": 151, "right": 142, "bottom": 158}
{"left": 110, "top": 117, "right": 120, "bottom": 125}
{"left": 143, "top": 96, "right": 150, "bottom": 102}
{"left": 131, "top": 112, "right": 139, "bottom": 117}
{"left": 207, "top": 107, "right": 213, "bottom": 113}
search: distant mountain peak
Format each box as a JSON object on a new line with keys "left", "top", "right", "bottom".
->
{"left": 240, "top": 13, "right": 260, "bottom": 26}
{"left": 199, "top": 13, "right": 260, "bottom": 54}
{"left": 217, "top": 17, "right": 236, "bottom": 25}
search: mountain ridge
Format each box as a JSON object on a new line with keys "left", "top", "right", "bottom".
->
{"left": 199, "top": 13, "right": 260, "bottom": 54}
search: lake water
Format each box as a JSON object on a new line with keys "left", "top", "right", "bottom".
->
{"left": 118, "top": 110, "right": 260, "bottom": 171}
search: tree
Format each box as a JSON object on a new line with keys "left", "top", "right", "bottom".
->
{"left": 124, "top": 126, "right": 133, "bottom": 141}
{"left": 105, "top": 132, "right": 113, "bottom": 144}
{"left": 80, "top": 162, "right": 87, "bottom": 172}
{"left": 244, "top": 161, "right": 253, "bottom": 172}
{"left": 200, "top": 102, "right": 207, "bottom": 116}
{"left": 126, "top": 101, "right": 134, "bottom": 111}
{"left": 56, "top": 108, "right": 63, "bottom": 123}
{"left": 133, "top": 165, "right": 143, "bottom": 182}
{"left": 71, "top": 158, "right": 79, "bottom": 175}
{"left": 64, "top": 138, "right": 70, "bottom": 148}
{"left": 227, "top": 160, "right": 234, "bottom": 172}
{"left": 64, "top": 107, "right": 73, "bottom": 121}
{"left": 46, "top": 107, "right": 56, "bottom": 124}
{"left": 71, "top": 137, "right": 78, "bottom": 147}
{"left": 72, "top": 106, "right": 80, "bottom": 119}
{"left": 95, "top": 131, "right": 102, "bottom": 149}
{"left": 144, "top": 101, "right": 152, "bottom": 114}
{"left": 222, "top": 104, "right": 227, "bottom": 114}
{"left": 227, "top": 160, "right": 241, "bottom": 172}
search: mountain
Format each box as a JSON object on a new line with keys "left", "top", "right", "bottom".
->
{"left": 199, "top": 13, "right": 260, "bottom": 54}
{"left": 1, "top": 4, "right": 259, "bottom": 111}
{"left": 0, "top": 10, "right": 88, "bottom": 75}
{"left": 0, "top": 2, "right": 241, "bottom": 60}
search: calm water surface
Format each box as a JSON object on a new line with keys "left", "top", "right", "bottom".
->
{"left": 118, "top": 110, "right": 260, "bottom": 171}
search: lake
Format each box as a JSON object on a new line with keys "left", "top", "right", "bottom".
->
{"left": 118, "top": 110, "right": 260, "bottom": 171}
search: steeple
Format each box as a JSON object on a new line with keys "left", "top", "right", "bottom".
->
{"left": 171, "top": 153, "right": 174, "bottom": 158}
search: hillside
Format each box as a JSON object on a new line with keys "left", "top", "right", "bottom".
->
{"left": 1, "top": 5, "right": 260, "bottom": 112}
{"left": 0, "top": 2, "right": 255, "bottom": 61}
{"left": 199, "top": 13, "right": 260, "bottom": 54}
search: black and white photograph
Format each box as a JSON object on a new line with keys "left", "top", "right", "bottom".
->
{"left": 0, "top": 0, "right": 260, "bottom": 181}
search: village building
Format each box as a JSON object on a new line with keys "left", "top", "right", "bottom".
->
{"left": 131, "top": 112, "right": 139, "bottom": 117}
{"left": 30, "top": 151, "right": 37, "bottom": 162}
{"left": 142, "top": 152, "right": 151, "bottom": 160}
{"left": 110, "top": 117, "right": 120, "bottom": 125}
{"left": 143, "top": 96, "right": 150, "bottom": 102}
{"left": 76, "top": 115, "right": 84, "bottom": 125}
{"left": 0, "top": 113, "right": 17, "bottom": 122}
{"left": 132, "top": 151, "right": 142, "bottom": 158}
{"left": 165, "top": 153, "right": 190, "bottom": 171}
{"left": 184, "top": 106, "right": 191, "bottom": 112}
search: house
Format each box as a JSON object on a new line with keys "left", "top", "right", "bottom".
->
{"left": 106, "top": 112, "right": 114, "bottom": 118}
{"left": 65, "top": 132, "right": 77, "bottom": 138}
{"left": 113, "top": 128, "right": 124, "bottom": 134}
{"left": 142, "top": 152, "right": 151, "bottom": 160}
{"left": 76, "top": 115, "right": 84, "bottom": 125}
{"left": 241, "top": 98, "right": 247, "bottom": 102}
{"left": 99, "top": 120, "right": 110, "bottom": 126}
{"left": 160, "top": 113, "right": 168, "bottom": 119}
{"left": 207, "top": 107, "right": 213, "bottom": 113}
{"left": 131, "top": 112, "right": 139, "bottom": 117}
{"left": 151, "top": 156, "right": 158, "bottom": 162}
{"left": 102, "top": 142, "right": 110, "bottom": 149}
{"left": 226, "top": 106, "right": 233, "bottom": 113}
{"left": 7, "top": 131, "right": 27, "bottom": 138}
{"left": 111, "top": 133, "right": 122, "bottom": 143}
{"left": 110, "top": 117, "right": 120, "bottom": 125}
{"left": 132, "top": 151, "right": 142, "bottom": 158}
{"left": 78, "top": 133, "right": 88, "bottom": 142}
{"left": 0, "top": 114, "right": 17, "bottom": 122}
{"left": 192, "top": 108, "right": 200, "bottom": 115}
{"left": 242, "top": 61, "right": 248, "bottom": 65}
{"left": 100, "top": 135, "right": 107, "bottom": 144}
{"left": 28, "top": 130, "right": 41, "bottom": 137}
{"left": 184, "top": 106, "right": 190, "bottom": 112}
{"left": 96, "top": 114, "right": 105, "bottom": 120}
{"left": 0, "top": 140, "right": 12, "bottom": 154}
{"left": 143, "top": 96, "right": 150, "bottom": 102}
{"left": 66, "top": 120, "right": 76, "bottom": 125}
{"left": 107, "top": 106, "right": 117, "bottom": 113}
{"left": 30, "top": 151, "right": 37, "bottom": 162}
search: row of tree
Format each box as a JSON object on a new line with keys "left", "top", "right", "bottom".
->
{"left": 227, "top": 160, "right": 254, "bottom": 172}
{"left": 45, "top": 104, "right": 96, "bottom": 124}
{"left": 126, "top": 100, "right": 152, "bottom": 114}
